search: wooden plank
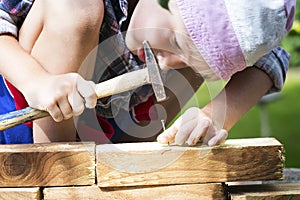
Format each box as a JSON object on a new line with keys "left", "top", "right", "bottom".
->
{"left": 0, "top": 142, "right": 95, "bottom": 187}
{"left": 0, "top": 187, "right": 41, "bottom": 200}
{"left": 44, "top": 183, "right": 226, "bottom": 200}
{"left": 228, "top": 183, "right": 300, "bottom": 200}
{"left": 96, "top": 138, "right": 284, "bottom": 187}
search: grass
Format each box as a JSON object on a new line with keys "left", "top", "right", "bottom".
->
{"left": 182, "top": 68, "right": 300, "bottom": 168}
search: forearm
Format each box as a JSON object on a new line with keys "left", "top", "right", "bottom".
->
{"left": 0, "top": 35, "right": 49, "bottom": 92}
{"left": 203, "top": 67, "right": 272, "bottom": 131}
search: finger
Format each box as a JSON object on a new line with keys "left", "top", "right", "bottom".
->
{"left": 157, "top": 125, "right": 178, "bottom": 144}
{"left": 187, "top": 119, "right": 210, "bottom": 146}
{"left": 157, "top": 114, "right": 191, "bottom": 144}
{"left": 57, "top": 95, "right": 73, "bottom": 120}
{"left": 157, "top": 108, "right": 200, "bottom": 145}
{"left": 78, "top": 80, "right": 97, "bottom": 108}
{"left": 174, "top": 119, "right": 198, "bottom": 145}
{"left": 68, "top": 90, "right": 85, "bottom": 116}
{"left": 208, "top": 129, "right": 228, "bottom": 146}
{"left": 47, "top": 103, "right": 64, "bottom": 122}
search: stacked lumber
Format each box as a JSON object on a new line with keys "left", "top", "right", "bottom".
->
{"left": 0, "top": 138, "right": 298, "bottom": 200}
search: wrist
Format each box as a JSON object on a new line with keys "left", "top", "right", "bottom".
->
{"left": 17, "top": 70, "right": 51, "bottom": 97}
{"left": 202, "top": 102, "right": 230, "bottom": 131}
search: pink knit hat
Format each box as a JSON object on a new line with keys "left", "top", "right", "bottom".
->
{"left": 176, "top": 0, "right": 296, "bottom": 80}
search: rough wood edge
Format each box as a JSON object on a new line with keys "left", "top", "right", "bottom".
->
{"left": 96, "top": 137, "right": 281, "bottom": 152}
{"left": 0, "top": 142, "right": 95, "bottom": 152}
{"left": 227, "top": 182, "right": 300, "bottom": 199}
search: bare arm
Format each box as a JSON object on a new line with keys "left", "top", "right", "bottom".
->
{"left": 157, "top": 67, "right": 272, "bottom": 146}
{"left": 203, "top": 66, "right": 272, "bottom": 131}
{"left": 0, "top": 35, "right": 96, "bottom": 120}
{"left": 0, "top": 1, "right": 102, "bottom": 143}
{"left": 0, "top": 35, "right": 49, "bottom": 91}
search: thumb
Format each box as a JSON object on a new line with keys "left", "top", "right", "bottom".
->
{"left": 77, "top": 78, "right": 97, "bottom": 109}
{"left": 157, "top": 125, "right": 178, "bottom": 144}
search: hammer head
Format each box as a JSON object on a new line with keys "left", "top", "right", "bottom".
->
{"left": 143, "top": 41, "right": 167, "bottom": 102}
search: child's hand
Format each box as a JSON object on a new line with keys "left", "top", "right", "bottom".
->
{"left": 23, "top": 73, "right": 97, "bottom": 122}
{"left": 157, "top": 107, "right": 228, "bottom": 146}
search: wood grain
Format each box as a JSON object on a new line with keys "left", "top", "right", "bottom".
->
{"left": 95, "top": 68, "right": 149, "bottom": 99}
{"left": 96, "top": 138, "right": 284, "bottom": 187}
{"left": 228, "top": 183, "right": 300, "bottom": 200}
{"left": 0, "top": 187, "right": 41, "bottom": 200}
{"left": 44, "top": 183, "right": 225, "bottom": 200}
{"left": 0, "top": 142, "right": 95, "bottom": 187}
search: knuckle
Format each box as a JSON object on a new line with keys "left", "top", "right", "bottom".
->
{"left": 70, "top": 73, "right": 81, "bottom": 82}
{"left": 52, "top": 113, "right": 63, "bottom": 122}
{"left": 203, "top": 118, "right": 212, "bottom": 125}
{"left": 178, "top": 128, "right": 191, "bottom": 137}
{"left": 88, "top": 80, "right": 96, "bottom": 88}
{"left": 85, "top": 92, "right": 95, "bottom": 100}
{"left": 59, "top": 81, "right": 74, "bottom": 92}
{"left": 73, "top": 104, "right": 84, "bottom": 116}
{"left": 163, "top": 130, "right": 174, "bottom": 139}
{"left": 54, "top": 94, "right": 65, "bottom": 103}
{"left": 63, "top": 110, "right": 73, "bottom": 120}
{"left": 186, "top": 107, "right": 199, "bottom": 114}
{"left": 190, "top": 107, "right": 200, "bottom": 112}
{"left": 85, "top": 99, "right": 97, "bottom": 108}
{"left": 46, "top": 101, "right": 57, "bottom": 111}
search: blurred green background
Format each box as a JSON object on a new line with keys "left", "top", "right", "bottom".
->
{"left": 185, "top": 3, "right": 300, "bottom": 168}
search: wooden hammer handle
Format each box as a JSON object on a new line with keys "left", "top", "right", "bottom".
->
{"left": 95, "top": 68, "right": 149, "bottom": 98}
{"left": 0, "top": 68, "right": 150, "bottom": 131}
{"left": 0, "top": 107, "right": 48, "bottom": 131}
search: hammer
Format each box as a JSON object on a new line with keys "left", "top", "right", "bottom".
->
{"left": 0, "top": 41, "right": 167, "bottom": 131}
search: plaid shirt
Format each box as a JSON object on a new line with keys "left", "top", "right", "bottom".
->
{"left": 94, "top": 0, "right": 153, "bottom": 118}
{"left": 0, "top": 0, "right": 291, "bottom": 118}
{"left": 0, "top": 0, "right": 33, "bottom": 36}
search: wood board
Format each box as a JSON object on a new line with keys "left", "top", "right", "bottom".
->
{"left": 228, "top": 182, "right": 300, "bottom": 200}
{"left": 43, "top": 183, "right": 225, "bottom": 200}
{"left": 0, "top": 142, "right": 95, "bottom": 187}
{"left": 96, "top": 138, "right": 284, "bottom": 187}
{"left": 0, "top": 187, "right": 40, "bottom": 200}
